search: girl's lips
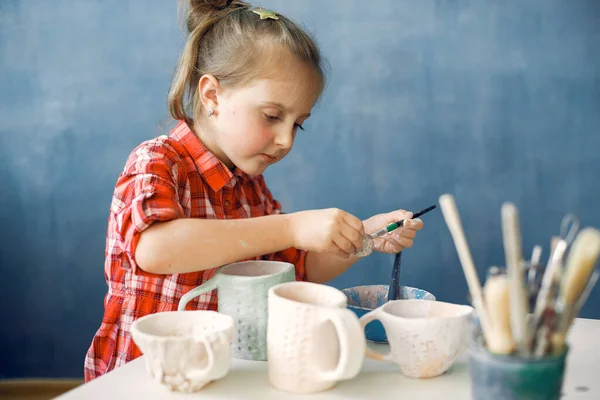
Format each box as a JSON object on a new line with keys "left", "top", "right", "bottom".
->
{"left": 259, "top": 153, "right": 277, "bottom": 163}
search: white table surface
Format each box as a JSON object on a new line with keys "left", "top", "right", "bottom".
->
{"left": 59, "top": 318, "right": 599, "bottom": 399}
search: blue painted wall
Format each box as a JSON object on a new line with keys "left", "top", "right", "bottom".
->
{"left": 1, "top": 0, "right": 599, "bottom": 378}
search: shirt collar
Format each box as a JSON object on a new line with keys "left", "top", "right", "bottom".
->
{"left": 170, "top": 121, "right": 249, "bottom": 191}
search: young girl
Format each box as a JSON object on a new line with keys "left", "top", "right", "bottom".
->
{"left": 84, "top": 0, "right": 424, "bottom": 381}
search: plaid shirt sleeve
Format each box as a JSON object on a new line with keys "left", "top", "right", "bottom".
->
{"left": 258, "top": 177, "right": 307, "bottom": 281}
{"left": 112, "top": 141, "right": 186, "bottom": 273}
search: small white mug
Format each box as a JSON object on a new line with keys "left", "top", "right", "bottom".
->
{"left": 131, "top": 310, "right": 234, "bottom": 392}
{"left": 359, "top": 299, "right": 473, "bottom": 378}
{"left": 267, "top": 281, "right": 366, "bottom": 394}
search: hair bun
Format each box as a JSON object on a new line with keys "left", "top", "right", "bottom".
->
{"left": 188, "top": 0, "right": 250, "bottom": 13}
{"left": 186, "top": 0, "right": 250, "bottom": 32}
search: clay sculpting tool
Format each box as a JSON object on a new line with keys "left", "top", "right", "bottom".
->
{"left": 527, "top": 245, "right": 544, "bottom": 309}
{"left": 439, "top": 194, "right": 493, "bottom": 345}
{"left": 528, "top": 245, "right": 543, "bottom": 286}
{"left": 501, "top": 203, "right": 529, "bottom": 354}
{"left": 531, "top": 239, "right": 568, "bottom": 356}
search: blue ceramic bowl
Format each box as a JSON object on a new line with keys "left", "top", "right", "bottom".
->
{"left": 342, "top": 285, "right": 436, "bottom": 343}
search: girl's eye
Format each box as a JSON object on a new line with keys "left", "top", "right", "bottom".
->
{"left": 264, "top": 113, "right": 280, "bottom": 121}
{"left": 264, "top": 113, "right": 305, "bottom": 131}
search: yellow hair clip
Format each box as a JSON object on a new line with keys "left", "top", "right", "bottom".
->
{"left": 252, "top": 7, "right": 279, "bottom": 20}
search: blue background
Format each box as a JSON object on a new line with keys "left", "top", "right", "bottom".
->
{"left": 1, "top": 0, "right": 599, "bottom": 378}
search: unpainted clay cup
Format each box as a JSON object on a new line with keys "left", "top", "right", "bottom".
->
{"left": 267, "top": 281, "right": 366, "bottom": 394}
{"left": 178, "top": 260, "right": 295, "bottom": 361}
{"left": 130, "top": 310, "right": 234, "bottom": 392}
{"left": 359, "top": 299, "right": 473, "bottom": 378}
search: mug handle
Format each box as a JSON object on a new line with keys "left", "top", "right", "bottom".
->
{"left": 187, "top": 332, "right": 231, "bottom": 381}
{"left": 186, "top": 335, "right": 218, "bottom": 381}
{"left": 317, "top": 308, "right": 366, "bottom": 382}
{"left": 359, "top": 309, "right": 394, "bottom": 361}
{"left": 178, "top": 275, "right": 220, "bottom": 311}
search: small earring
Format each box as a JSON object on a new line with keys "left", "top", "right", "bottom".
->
{"left": 207, "top": 109, "right": 214, "bottom": 117}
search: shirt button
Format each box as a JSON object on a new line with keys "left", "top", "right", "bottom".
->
{"left": 224, "top": 200, "right": 231, "bottom": 208}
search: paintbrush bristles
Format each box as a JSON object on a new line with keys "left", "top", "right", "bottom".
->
{"left": 561, "top": 228, "right": 600, "bottom": 305}
{"left": 439, "top": 194, "right": 493, "bottom": 344}
{"left": 484, "top": 274, "right": 515, "bottom": 354}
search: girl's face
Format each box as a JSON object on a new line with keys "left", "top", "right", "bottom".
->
{"left": 207, "top": 58, "right": 322, "bottom": 176}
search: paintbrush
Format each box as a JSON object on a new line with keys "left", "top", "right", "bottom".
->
{"left": 387, "top": 252, "right": 403, "bottom": 301}
{"left": 550, "top": 228, "right": 600, "bottom": 354}
{"left": 385, "top": 206, "right": 437, "bottom": 301}
{"left": 439, "top": 194, "right": 493, "bottom": 345}
{"left": 501, "top": 203, "right": 529, "bottom": 354}
{"left": 368, "top": 205, "right": 437, "bottom": 239}
{"left": 483, "top": 273, "right": 515, "bottom": 354}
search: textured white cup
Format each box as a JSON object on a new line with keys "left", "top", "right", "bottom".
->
{"left": 130, "top": 310, "right": 234, "bottom": 392}
{"left": 267, "top": 281, "right": 366, "bottom": 394}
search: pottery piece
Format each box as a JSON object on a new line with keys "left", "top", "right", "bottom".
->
{"left": 130, "top": 310, "right": 234, "bottom": 392}
{"left": 267, "top": 281, "right": 366, "bottom": 394}
{"left": 178, "top": 260, "right": 295, "bottom": 361}
{"left": 343, "top": 284, "right": 436, "bottom": 343}
{"left": 359, "top": 299, "right": 473, "bottom": 378}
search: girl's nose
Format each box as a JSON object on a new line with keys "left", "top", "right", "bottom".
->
{"left": 274, "top": 126, "right": 294, "bottom": 150}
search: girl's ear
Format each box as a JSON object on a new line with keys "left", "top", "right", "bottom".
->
{"left": 198, "top": 74, "right": 221, "bottom": 114}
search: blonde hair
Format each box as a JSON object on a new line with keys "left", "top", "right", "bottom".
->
{"left": 168, "top": 0, "right": 326, "bottom": 128}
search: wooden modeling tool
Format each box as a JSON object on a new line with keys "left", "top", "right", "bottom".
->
{"left": 439, "top": 194, "right": 492, "bottom": 345}
{"left": 501, "top": 203, "right": 529, "bottom": 354}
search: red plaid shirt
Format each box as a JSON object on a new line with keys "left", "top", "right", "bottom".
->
{"left": 84, "top": 121, "right": 306, "bottom": 381}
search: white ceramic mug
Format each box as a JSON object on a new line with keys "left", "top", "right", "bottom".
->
{"left": 130, "top": 310, "right": 234, "bottom": 392}
{"left": 267, "top": 281, "right": 366, "bottom": 394}
{"left": 359, "top": 299, "right": 473, "bottom": 378}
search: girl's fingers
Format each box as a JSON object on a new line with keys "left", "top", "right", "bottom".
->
{"left": 403, "top": 218, "right": 423, "bottom": 230}
{"left": 397, "top": 228, "right": 417, "bottom": 239}
{"left": 333, "top": 234, "right": 356, "bottom": 258}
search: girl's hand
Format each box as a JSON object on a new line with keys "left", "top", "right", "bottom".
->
{"left": 363, "top": 210, "right": 424, "bottom": 253}
{"left": 289, "top": 209, "right": 365, "bottom": 258}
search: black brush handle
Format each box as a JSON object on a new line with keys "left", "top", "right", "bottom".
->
{"left": 396, "top": 205, "right": 437, "bottom": 226}
{"left": 387, "top": 204, "right": 436, "bottom": 302}
{"left": 387, "top": 252, "right": 403, "bottom": 301}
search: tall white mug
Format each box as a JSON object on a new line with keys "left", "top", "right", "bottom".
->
{"left": 267, "top": 281, "right": 365, "bottom": 394}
